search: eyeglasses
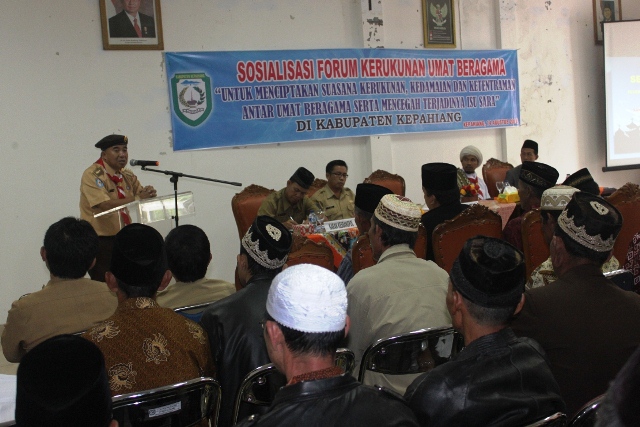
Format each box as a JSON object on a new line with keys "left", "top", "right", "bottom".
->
{"left": 331, "top": 172, "right": 349, "bottom": 178}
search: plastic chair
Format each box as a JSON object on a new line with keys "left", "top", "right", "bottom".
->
{"left": 112, "top": 376, "right": 221, "bottom": 427}
{"left": 174, "top": 302, "right": 217, "bottom": 323}
{"left": 364, "top": 170, "right": 406, "bottom": 196}
{"left": 432, "top": 204, "right": 503, "bottom": 273}
{"left": 567, "top": 394, "right": 604, "bottom": 427}
{"left": 521, "top": 209, "right": 549, "bottom": 281}
{"left": 525, "top": 412, "right": 567, "bottom": 427}
{"left": 357, "top": 326, "right": 463, "bottom": 383}
{"left": 603, "top": 269, "right": 635, "bottom": 292}
{"left": 286, "top": 239, "right": 335, "bottom": 272}
{"left": 482, "top": 158, "right": 514, "bottom": 199}
{"left": 231, "top": 184, "right": 275, "bottom": 241}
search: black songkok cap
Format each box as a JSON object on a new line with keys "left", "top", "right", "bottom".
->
{"left": 519, "top": 161, "right": 559, "bottom": 190}
{"left": 450, "top": 236, "right": 525, "bottom": 308}
{"left": 16, "top": 334, "right": 112, "bottom": 427}
{"left": 355, "top": 183, "right": 393, "bottom": 214}
{"left": 522, "top": 139, "right": 538, "bottom": 154}
{"left": 557, "top": 192, "right": 622, "bottom": 253}
{"left": 290, "top": 167, "right": 315, "bottom": 189}
{"left": 421, "top": 162, "right": 458, "bottom": 192}
{"left": 95, "top": 134, "right": 128, "bottom": 150}
{"left": 242, "top": 215, "right": 292, "bottom": 269}
{"left": 110, "top": 223, "right": 167, "bottom": 287}
{"left": 562, "top": 168, "right": 600, "bottom": 195}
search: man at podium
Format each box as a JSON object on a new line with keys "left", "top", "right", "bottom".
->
{"left": 79, "top": 134, "right": 157, "bottom": 281}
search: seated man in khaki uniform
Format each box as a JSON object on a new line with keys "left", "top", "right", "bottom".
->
{"left": 310, "top": 160, "right": 355, "bottom": 220}
{"left": 2, "top": 217, "right": 117, "bottom": 362}
{"left": 258, "top": 167, "right": 315, "bottom": 230}
{"left": 156, "top": 224, "right": 235, "bottom": 309}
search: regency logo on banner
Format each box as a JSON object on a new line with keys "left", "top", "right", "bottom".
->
{"left": 171, "top": 73, "right": 212, "bottom": 127}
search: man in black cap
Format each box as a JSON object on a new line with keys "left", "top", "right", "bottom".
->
{"left": 336, "top": 183, "right": 393, "bottom": 284}
{"left": 503, "top": 160, "right": 559, "bottom": 251}
{"left": 512, "top": 192, "right": 640, "bottom": 416}
{"left": 258, "top": 167, "right": 315, "bottom": 229}
{"left": 199, "top": 216, "right": 292, "bottom": 427}
{"left": 562, "top": 167, "right": 601, "bottom": 195}
{"left": 80, "top": 134, "right": 157, "bottom": 282}
{"left": 421, "top": 162, "right": 469, "bottom": 261}
{"left": 505, "top": 139, "right": 539, "bottom": 186}
{"left": 16, "top": 334, "right": 116, "bottom": 427}
{"left": 82, "top": 223, "right": 214, "bottom": 396}
{"left": 405, "top": 236, "right": 565, "bottom": 426}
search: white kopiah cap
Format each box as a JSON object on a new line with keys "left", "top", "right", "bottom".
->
{"left": 266, "top": 264, "right": 347, "bottom": 333}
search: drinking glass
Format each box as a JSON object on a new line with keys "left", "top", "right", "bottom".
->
{"left": 496, "top": 181, "right": 505, "bottom": 194}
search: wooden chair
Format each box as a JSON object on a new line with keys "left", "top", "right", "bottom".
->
{"left": 352, "top": 234, "right": 375, "bottom": 275}
{"left": 286, "top": 239, "right": 335, "bottom": 272}
{"left": 482, "top": 158, "right": 514, "bottom": 199}
{"left": 521, "top": 209, "right": 549, "bottom": 281}
{"left": 607, "top": 183, "right": 640, "bottom": 265}
{"left": 307, "top": 178, "right": 327, "bottom": 197}
{"left": 414, "top": 223, "right": 428, "bottom": 260}
{"left": 364, "top": 170, "right": 406, "bottom": 196}
{"left": 231, "top": 184, "right": 275, "bottom": 240}
{"left": 432, "top": 204, "right": 503, "bottom": 273}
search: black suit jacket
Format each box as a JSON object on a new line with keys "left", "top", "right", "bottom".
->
{"left": 512, "top": 264, "right": 640, "bottom": 416}
{"left": 108, "top": 10, "right": 156, "bottom": 38}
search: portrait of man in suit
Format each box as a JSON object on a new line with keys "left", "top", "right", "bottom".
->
{"left": 108, "top": 0, "right": 156, "bottom": 38}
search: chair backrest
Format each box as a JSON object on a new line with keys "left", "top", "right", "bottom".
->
{"left": 351, "top": 234, "right": 375, "bottom": 275}
{"left": 307, "top": 178, "right": 327, "bottom": 197}
{"left": 432, "top": 204, "right": 503, "bottom": 273}
{"left": 567, "top": 394, "right": 604, "bottom": 427}
{"left": 525, "top": 412, "right": 567, "bottom": 427}
{"left": 607, "top": 183, "right": 640, "bottom": 265}
{"left": 482, "top": 158, "right": 514, "bottom": 199}
{"left": 112, "top": 377, "right": 221, "bottom": 427}
{"left": 603, "top": 269, "right": 635, "bottom": 291}
{"left": 286, "top": 238, "right": 335, "bottom": 272}
{"left": 233, "top": 348, "right": 355, "bottom": 425}
{"left": 414, "top": 223, "right": 428, "bottom": 260}
{"left": 521, "top": 209, "right": 549, "bottom": 281}
{"left": 231, "top": 184, "right": 275, "bottom": 240}
{"left": 357, "top": 326, "right": 463, "bottom": 383}
{"left": 174, "top": 302, "right": 216, "bottom": 323}
{"left": 364, "top": 169, "right": 406, "bottom": 196}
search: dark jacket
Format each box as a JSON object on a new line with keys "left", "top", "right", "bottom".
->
{"left": 199, "top": 272, "right": 276, "bottom": 427}
{"left": 236, "top": 374, "right": 419, "bottom": 427}
{"left": 421, "top": 201, "right": 468, "bottom": 261}
{"left": 404, "top": 328, "right": 565, "bottom": 427}
{"left": 512, "top": 264, "right": 640, "bottom": 416}
{"left": 108, "top": 10, "right": 156, "bottom": 38}
{"left": 505, "top": 164, "right": 522, "bottom": 187}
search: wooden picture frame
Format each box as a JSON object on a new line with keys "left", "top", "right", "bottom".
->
{"left": 423, "top": 0, "right": 456, "bottom": 49}
{"left": 593, "top": 0, "right": 621, "bottom": 45}
{"left": 100, "top": 0, "right": 164, "bottom": 50}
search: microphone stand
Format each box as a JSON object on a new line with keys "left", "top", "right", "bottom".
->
{"left": 140, "top": 166, "right": 242, "bottom": 227}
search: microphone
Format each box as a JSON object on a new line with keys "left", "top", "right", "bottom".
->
{"left": 130, "top": 159, "right": 159, "bottom": 167}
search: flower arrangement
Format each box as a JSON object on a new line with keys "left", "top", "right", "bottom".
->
{"left": 460, "top": 184, "right": 479, "bottom": 197}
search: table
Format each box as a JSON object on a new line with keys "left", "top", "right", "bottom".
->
{"left": 477, "top": 200, "right": 517, "bottom": 229}
{"left": 304, "top": 228, "right": 359, "bottom": 269}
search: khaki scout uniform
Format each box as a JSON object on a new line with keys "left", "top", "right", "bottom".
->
{"left": 79, "top": 163, "right": 143, "bottom": 236}
{"left": 310, "top": 184, "right": 355, "bottom": 221}
{"left": 257, "top": 188, "right": 315, "bottom": 224}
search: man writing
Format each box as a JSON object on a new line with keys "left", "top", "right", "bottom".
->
{"left": 310, "top": 160, "right": 355, "bottom": 220}
{"left": 257, "top": 167, "right": 315, "bottom": 229}
{"left": 80, "top": 134, "right": 157, "bottom": 281}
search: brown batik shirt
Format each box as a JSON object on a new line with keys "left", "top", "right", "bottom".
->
{"left": 83, "top": 297, "right": 215, "bottom": 396}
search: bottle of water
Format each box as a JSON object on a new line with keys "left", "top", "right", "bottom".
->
{"left": 308, "top": 210, "right": 318, "bottom": 232}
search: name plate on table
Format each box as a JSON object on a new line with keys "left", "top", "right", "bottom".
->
{"left": 324, "top": 218, "right": 356, "bottom": 232}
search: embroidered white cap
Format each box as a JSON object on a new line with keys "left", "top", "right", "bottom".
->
{"left": 266, "top": 264, "right": 347, "bottom": 333}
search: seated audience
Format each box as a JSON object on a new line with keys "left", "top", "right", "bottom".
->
{"left": 156, "top": 224, "right": 234, "bottom": 309}
{"left": 2, "top": 217, "right": 116, "bottom": 362}
{"left": 199, "top": 216, "right": 292, "bottom": 427}
{"left": 562, "top": 167, "right": 601, "bottom": 195}
{"left": 236, "top": 264, "right": 419, "bottom": 426}
{"left": 347, "top": 194, "right": 451, "bottom": 394}
{"left": 310, "top": 160, "right": 355, "bottom": 220}
{"left": 83, "top": 223, "right": 214, "bottom": 396}
{"left": 512, "top": 192, "right": 640, "bottom": 416}
{"left": 505, "top": 139, "right": 539, "bottom": 186}
{"left": 503, "top": 161, "right": 558, "bottom": 251}
{"left": 405, "top": 236, "right": 565, "bottom": 426}
{"left": 459, "top": 145, "right": 490, "bottom": 199}
{"left": 595, "top": 345, "right": 640, "bottom": 427}
{"left": 257, "top": 167, "right": 315, "bottom": 229}
{"left": 421, "top": 162, "right": 468, "bottom": 261}
{"left": 336, "top": 183, "right": 393, "bottom": 284}
{"left": 16, "top": 334, "right": 115, "bottom": 427}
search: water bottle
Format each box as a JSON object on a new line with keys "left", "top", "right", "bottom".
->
{"left": 308, "top": 210, "right": 318, "bottom": 232}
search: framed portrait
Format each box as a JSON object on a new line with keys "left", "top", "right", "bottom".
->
{"left": 593, "top": 0, "right": 621, "bottom": 45}
{"left": 423, "top": 0, "right": 456, "bottom": 49}
{"left": 100, "top": 0, "right": 164, "bottom": 50}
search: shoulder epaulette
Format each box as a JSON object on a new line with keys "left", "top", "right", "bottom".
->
{"left": 91, "top": 166, "right": 105, "bottom": 178}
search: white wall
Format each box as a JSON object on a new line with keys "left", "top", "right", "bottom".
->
{"left": 0, "top": 0, "right": 638, "bottom": 321}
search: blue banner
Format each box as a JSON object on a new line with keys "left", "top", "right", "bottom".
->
{"left": 165, "top": 49, "right": 519, "bottom": 151}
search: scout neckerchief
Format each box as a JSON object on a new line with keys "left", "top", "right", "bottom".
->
{"left": 96, "top": 158, "right": 131, "bottom": 225}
